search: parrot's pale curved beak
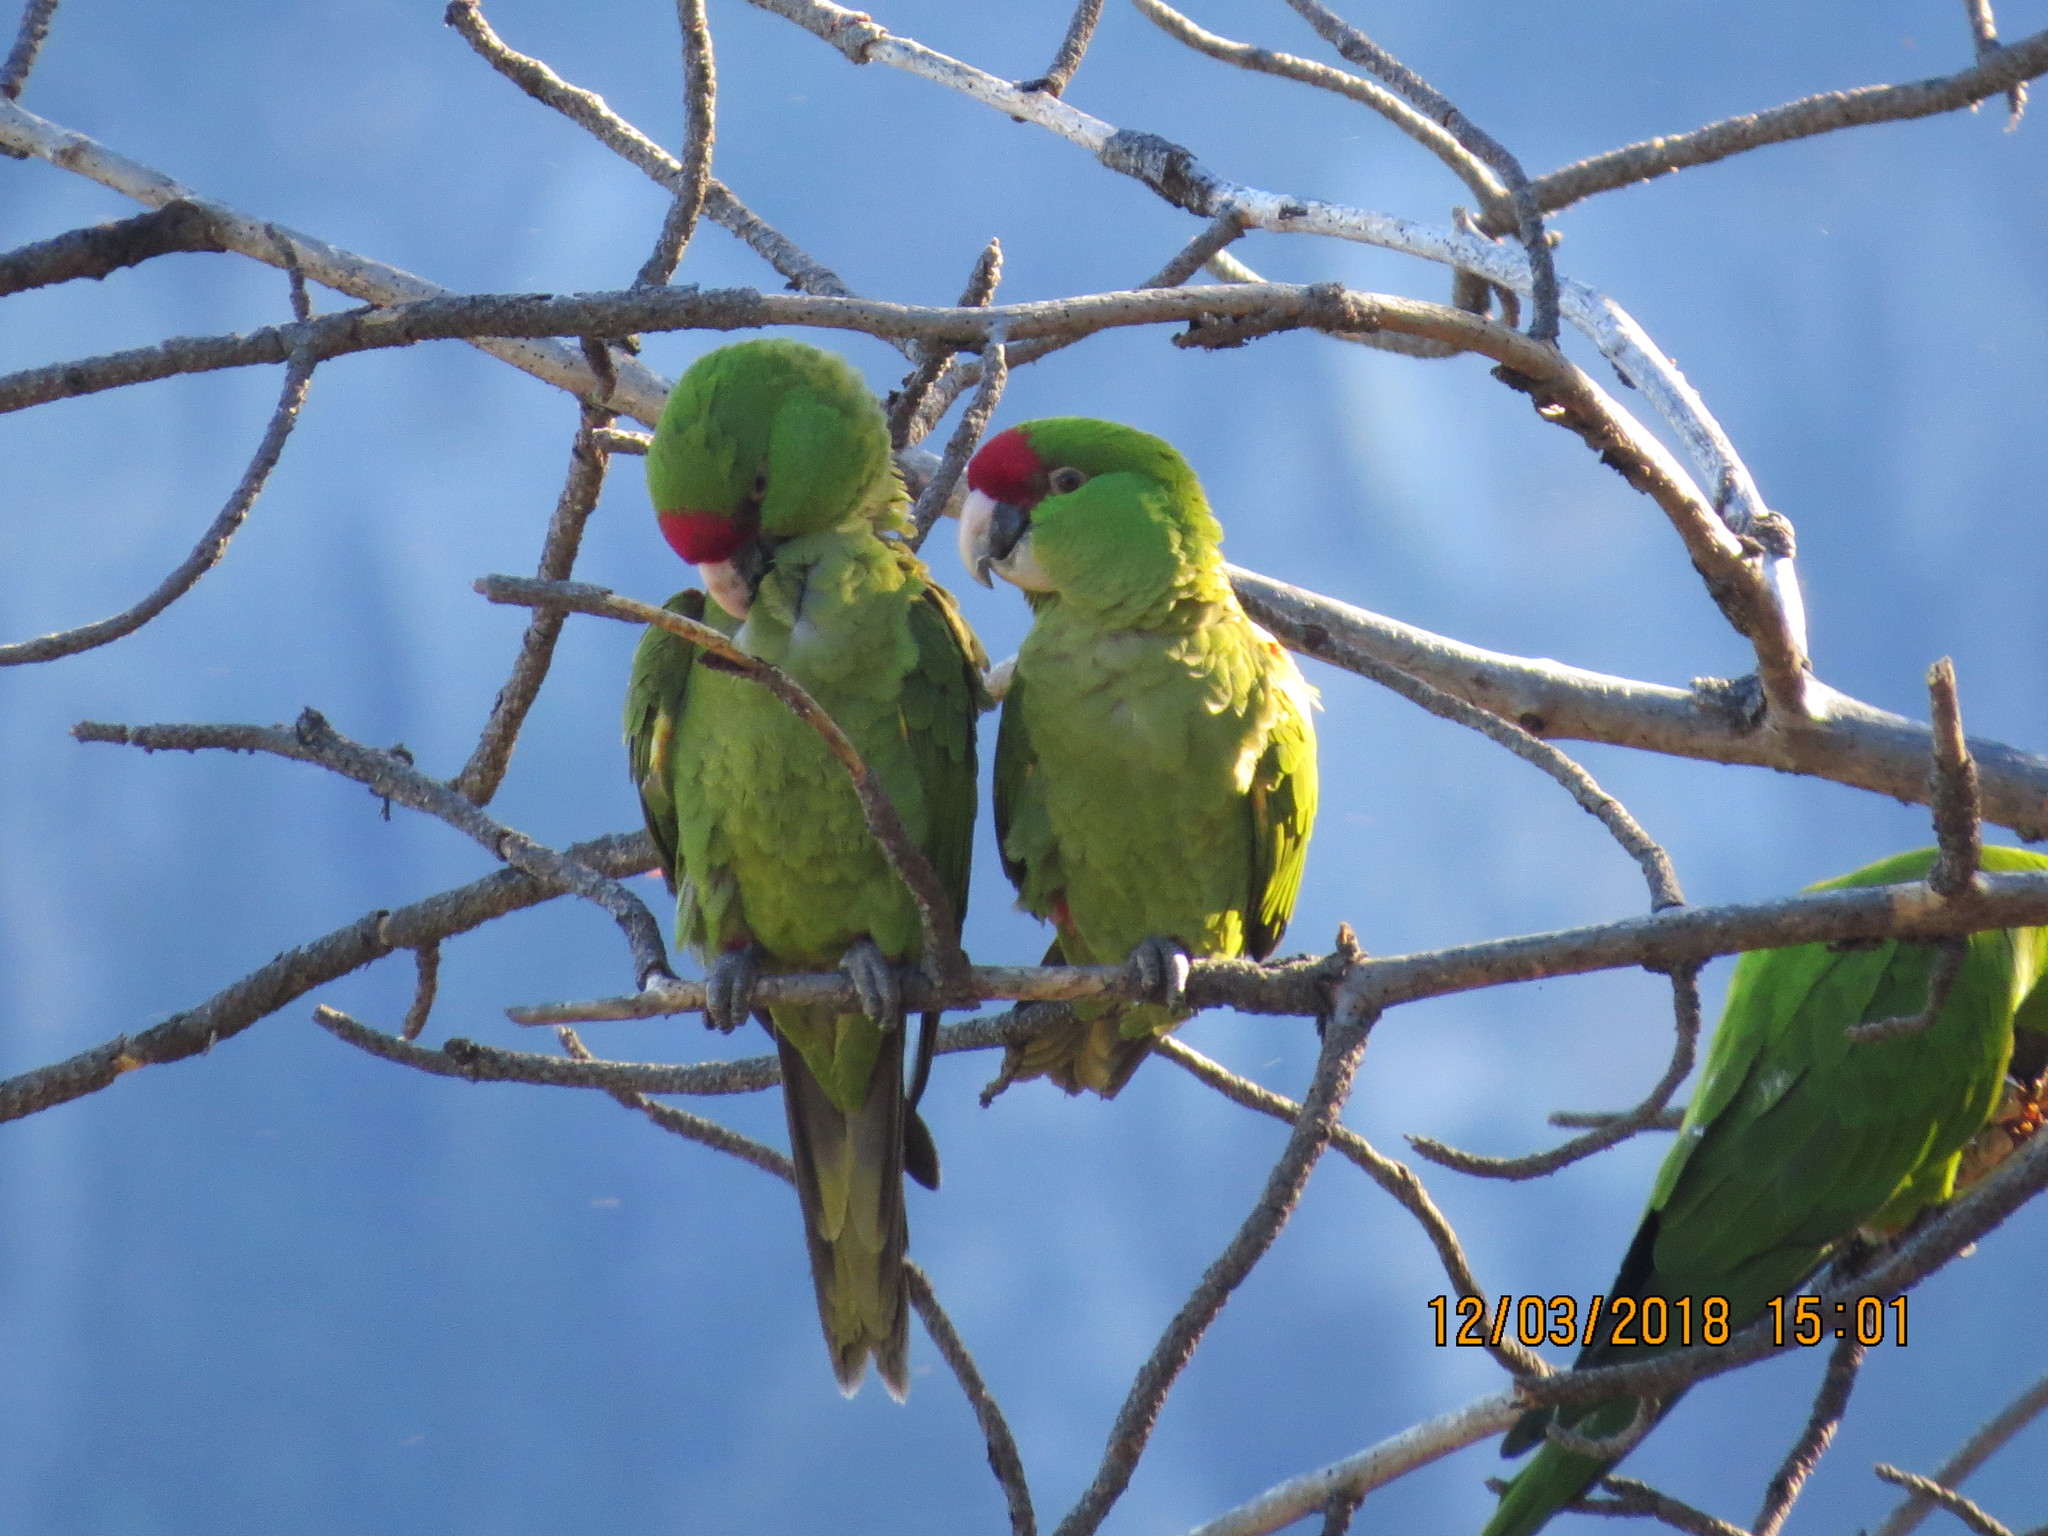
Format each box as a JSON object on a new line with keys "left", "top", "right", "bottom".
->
{"left": 699, "top": 559, "right": 751, "bottom": 620}
{"left": 959, "top": 489, "right": 1055, "bottom": 592}
{"left": 958, "top": 489, "right": 999, "bottom": 588}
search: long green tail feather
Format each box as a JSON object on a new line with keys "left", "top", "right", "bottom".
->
{"left": 775, "top": 1020, "right": 910, "bottom": 1399}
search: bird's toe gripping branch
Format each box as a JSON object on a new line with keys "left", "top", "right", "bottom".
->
{"left": 840, "top": 937, "right": 905, "bottom": 1029}
{"left": 704, "top": 945, "right": 763, "bottom": 1034}
{"left": 1128, "top": 935, "right": 1194, "bottom": 1011}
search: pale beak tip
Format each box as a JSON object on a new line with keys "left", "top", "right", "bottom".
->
{"left": 972, "top": 557, "right": 994, "bottom": 589}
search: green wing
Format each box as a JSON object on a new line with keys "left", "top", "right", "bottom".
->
{"left": 1244, "top": 674, "right": 1317, "bottom": 961}
{"left": 622, "top": 589, "right": 710, "bottom": 893}
{"left": 992, "top": 664, "right": 1034, "bottom": 896}
{"left": 900, "top": 571, "right": 989, "bottom": 933}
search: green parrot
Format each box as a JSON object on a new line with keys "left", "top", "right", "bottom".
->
{"left": 957, "top": 419, "right": 1318, "bottom": 1096}
{"left": 1481, "top": 844, "right": 2048, "bottom": 1536}
{"left": 623, "top": 338, "right": 986, "bottom": 1398}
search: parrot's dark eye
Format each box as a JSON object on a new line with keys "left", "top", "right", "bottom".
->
{"left": 1048, "top": 466, "right": 1088, "bottom": 495}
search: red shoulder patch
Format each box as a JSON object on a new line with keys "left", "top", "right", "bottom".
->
{"left": 968, "top": 426, "right": 1043, "bottom": 505}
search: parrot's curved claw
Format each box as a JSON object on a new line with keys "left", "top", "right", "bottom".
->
{"left": 841, "top": 938, "right": 904, "bottom": 1030}
{"left": 1128, "top": 936, "right": 1193, "bottom": 1011}
{"left": 704, "top": 946, "right": 762, "bottom": 1034}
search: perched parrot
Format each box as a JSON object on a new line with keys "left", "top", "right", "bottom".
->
{"left": 957, "top": 418, "right": 1318, "bottom": 1096}
{"left": 623, "top": 338, "right": 986, "bottom": 1398}
{"left": 1482, "top": 844, "right": 2048, "bottom": 1536}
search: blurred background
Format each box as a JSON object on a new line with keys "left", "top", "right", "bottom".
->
{"left": 3, "top": 2, "right": 2046, "bottom": 1531}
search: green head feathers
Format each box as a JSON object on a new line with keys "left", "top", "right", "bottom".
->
{"left": 959, "top": 418, "right": 1227, "bottom": 617}
{"left": 648, "top": 338, "right": 898, "bottom": 565}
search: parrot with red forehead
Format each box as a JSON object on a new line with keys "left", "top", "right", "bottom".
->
{"left": 623, "top": 338, "right": 985, "bottom": 1396}
{"left": 958, "top": 418, "right": 1318, "bottom": 1096}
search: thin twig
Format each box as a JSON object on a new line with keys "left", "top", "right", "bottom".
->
{"left": 400, "top": 944, "right": 441, "bottom": 1042}
{"left": 635, "top": 0, "right": 716, "bottom": 287}
{"left": 1963, "top": 0, "right": 2028, "bottom": 126}
{"left": 451, "top": 412, "right": 614, "bottom": 804}
{"left": 1873, "top": 1370, "right": 2048, "bottom": 1536}
{"left": 0, "top": 0, "right": 57, "bottom": 102}
{"left": 1316, "top": 1489, "right": 1363, "bottom": 1536}
{"left": 1874, "top": 1467, "right": 2017, "bottom": 1536}
{"left": 1751, "top": 1336, "right": 1866, "bottom": 1536}
{"left": 73, "top": 711, "right": 674, "bottom": 985}
{"left": 0, "top": 201, "right": 225, "bottom": 295}
{"left": 0, "top": 831, "right": 653, "bottom": 1124}
{"left": 1152, "top": 1035, "right": 1548, "bottom": 1378}
{"left": 1282, "top": 0, "right": 1557, "bottom": 341}
{"left": 1567, "top": 1476, "right": 1751, "bottom": 1536}
{"left": 1051, "top": 1010, "right": 1375, "bottom": 1536}
{"left": 1845, "top": 939, "right": 1970, "bottom": 1045}
{"left": 1550, "top": 1106, "right": 1685, "bottom": 1130}
{"left": 1512, "top": 28, "right": 2048, "bottom": 229}
{"left": 1183, "top": 1390, "right": 1524, "bottom": 1536}
{"left": 445, "top": 0, "right": 867, "bottom": 309}
{"left": 890, "top": 236, "right": 1002, "bottom": 451}
{"left": 0, "top": 352, "right": 314, "bottom": 666}
{"left": 1928, "top": 658, "right": 1984, "bottom": 900}
{"left": 1018, "top": 0, "right": 1102, "bottom": 97}
{"left": 903, "top": 1263, "right": 1037, "bottom": 1536}
{"left": 1411, "top": 964, "right": 1701, "bottom": 1179}
{"left": 548, "top": 1024, "right": 792, "bottom": 1180}
{"left": 909, "top": 332, "right": 1006, "bottom": 546}
{"left": 477, "top": 576, "right": 973, "bottom": 1002}
{"left": 1545, "top": 1395, "right": 1658, "bottom": 1461}
{"left": 1131, "top": 0, "right": 1508, "bottom": 216}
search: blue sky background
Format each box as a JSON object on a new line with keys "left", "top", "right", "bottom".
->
{"left": 3, "top": 2, "right": 2047, "bottom": 1532}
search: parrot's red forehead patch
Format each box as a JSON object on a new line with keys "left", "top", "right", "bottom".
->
{"left": 967, "top": 427, "right": 1043, "bottom": 505}
{"left": 658, "top": 509, "right": 747, "bottom": 565}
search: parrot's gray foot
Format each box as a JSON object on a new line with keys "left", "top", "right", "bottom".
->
{"left": 704, "top": 946, "right": 762, "bottom": 1034}
{"left": 841, "top": 939, "right": 904, "bottom": 1029}
{"left": 1127, "top": 936, "right": 1193, "bottom": 1010}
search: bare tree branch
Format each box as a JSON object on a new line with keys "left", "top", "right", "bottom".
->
{"left": 451, "top": 412, "right": 614, "bottom": 805}
{"left": 1410, "top": 963, "right": 1701, "bottom": 1179}
{"left": 0, "top": 200, "right": 226, "bottom": 295}
{"left": 0, "top": 95, "right": 674, "bottom": 417}
{"left": 478, "top": 575, "right": 973, "bottom": 1002}
{"left": 632, "top": 0, "right": 716, "bottom": 288}
{"left": 1509, "top": 27, "right": 2048, "bottom": 230}
{"left": 0, "top": 0, "right": 57, "bottom": 104}
{"left": 1051, "top": 1009, "right": 1375, "bottom": 1536}
{"left": 1232, "top": 570, "right": 2048, "bottom": 840}
{"left": 73, "top": 711, "right": 675, "bottom": 984}
{"left": 1183, "top": 1389, "right": 1524, "bottom": 1536}
{"left": 1153, "top": 1034, "right": 1549, "bottom": 1378}
{"left": 909, "top": 332, "right": 1005, "bottom": 545}
{"left": 400, "top": 943, "right": 441, "bottom": 1042}
{"left": 1873, "top": 1370, "right": 2048, "bottom": 1536}
{"left": 1018, "top": 0, "right": 1102, "bottom": 98}
{"left": 1567, "top": 1476, "right": 1751, "bottom": 1536}
{"left": 1874, "top": 1466, "right": 2017, "bottom": 1536}
{"left": 1752, "top": 1336, "right": 1866, "bottom": 1536}
{"left": 0, "top": 351, "right": 314, "bottom": 666}
{"left": 1280, "top": 0, "right": 1558, "bottom": 341}
{"left": 1962, "top": 0, "right": 2028, "bottom": 126}
{"left": 904, "top": 1263, "right": 1037, "bottom": 1536}
{"left": 1130, "top": 0, "right": 1508, "bottom": 216}
{"left": 548, "top": 1023, "right": 794, "bottom": 1179}
{"left": 890, "top": 235, "right": 1001, "bottom": 450}
{"left": 1928, "top": 658, "right": 1985, "bottom": 900}
{"left": 0, "top": 831, "right": 652, "bottom": 1124}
